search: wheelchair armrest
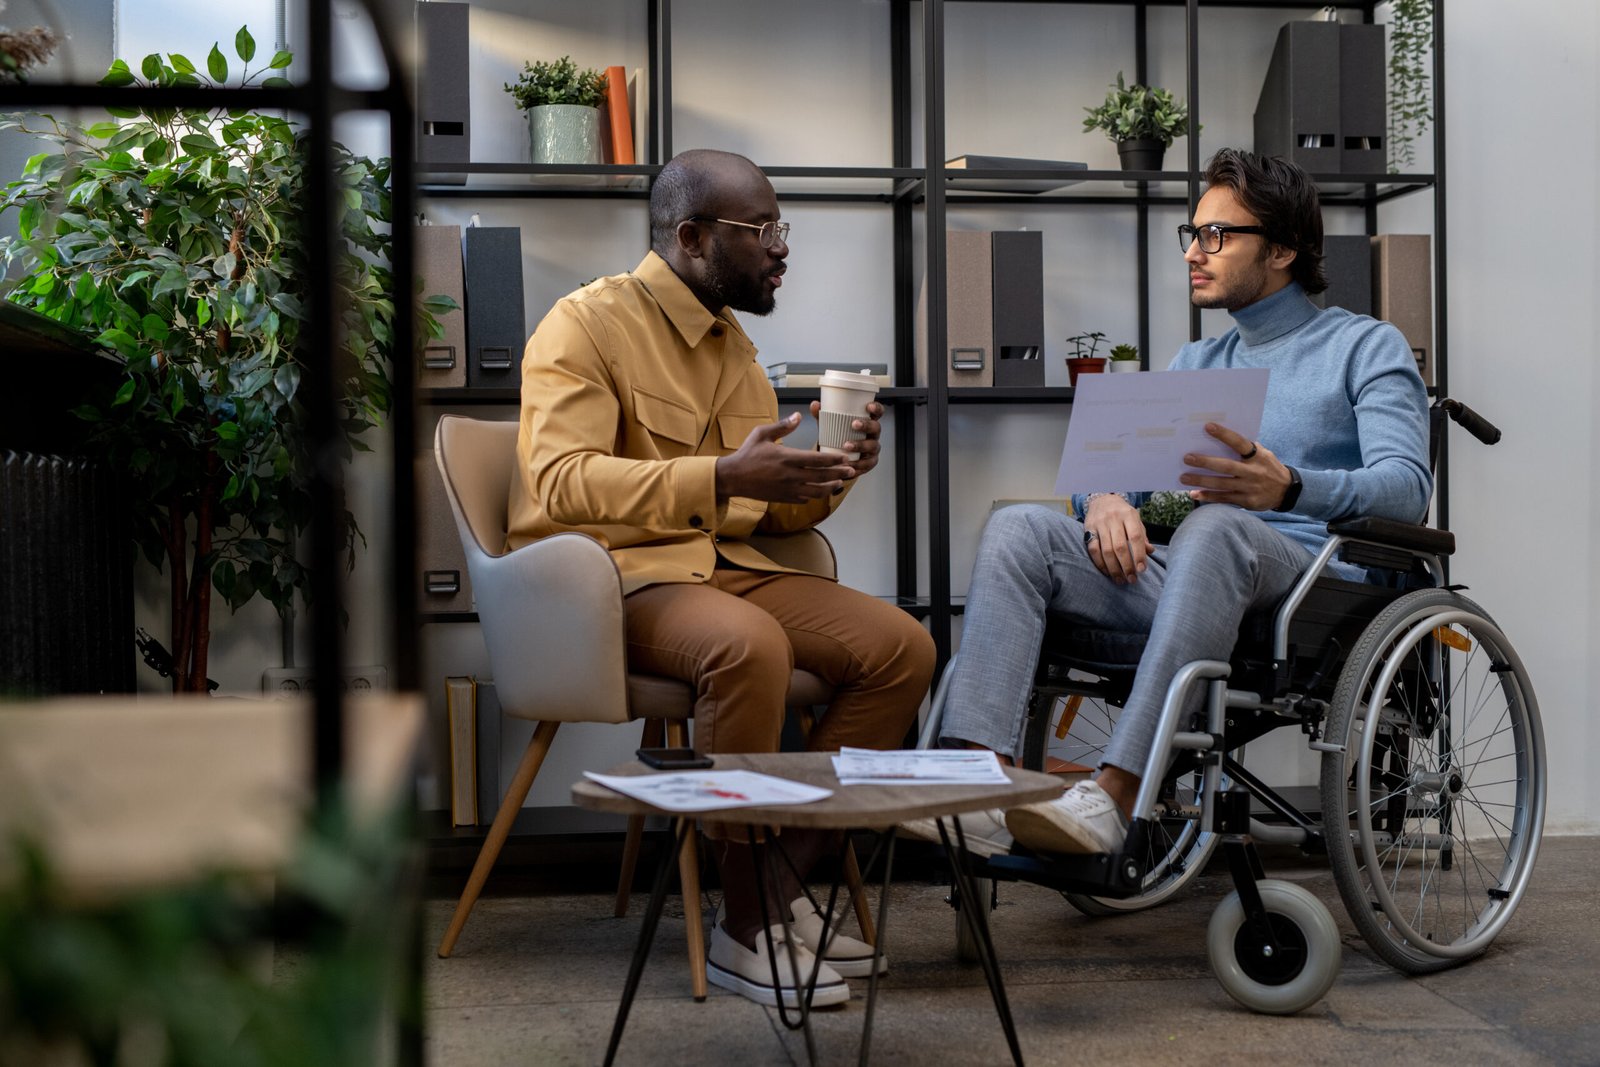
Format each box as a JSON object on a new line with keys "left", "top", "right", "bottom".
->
{"left": 1329, "top": 516, "right": 1454, "bottom": 570}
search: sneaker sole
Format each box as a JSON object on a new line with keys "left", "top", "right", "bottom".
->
{"left": 706, "top": 960, "right": 850, "bottom": 1007}
{"left": 1004, "top": 806, "right": 1114, "bottom": 855}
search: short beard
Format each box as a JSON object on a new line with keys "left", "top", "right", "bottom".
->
{"left": 702, "top": 238, "right": 776, "bottom": 316}
{"left": 1190, "top": 245, "right": 1273, "bottom": 312}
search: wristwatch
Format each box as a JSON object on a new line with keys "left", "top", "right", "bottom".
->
{"left": 1273, "top": 466, "right": 1304, "bottom": 512}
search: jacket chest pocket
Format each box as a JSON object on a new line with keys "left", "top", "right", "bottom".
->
{"left": 633, "top": 387, "right": 702, "bottom": 453}
{"left": 718, "top": 413, "right": 769, "bottom": 453}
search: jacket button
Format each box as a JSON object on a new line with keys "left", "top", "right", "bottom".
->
{"left": 689, "top": 514, "right": 703, "bottom": 528}
{"left": 709, "top": 325, "right": 724, "bottom": 338}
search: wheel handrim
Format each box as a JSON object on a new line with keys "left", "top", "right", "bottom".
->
{"left": 1350, "top": 607, "right": 1545, "bottom": 960}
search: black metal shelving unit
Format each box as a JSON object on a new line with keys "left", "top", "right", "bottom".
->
{"left": 418, "top": 0, "right": 1445, "bottom": 678}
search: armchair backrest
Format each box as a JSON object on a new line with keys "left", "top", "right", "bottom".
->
{"left": 434, "top": 416, "right": 518, "bottom": 558}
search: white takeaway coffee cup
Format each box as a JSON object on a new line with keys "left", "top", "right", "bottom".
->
{"left": 816, "top": 369, "right": 881, "bottom": 461}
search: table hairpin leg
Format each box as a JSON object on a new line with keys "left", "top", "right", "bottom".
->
{"left": 938, "top": 817, "right": 1025, "bottom": 1067}
{"left": 855, "top": 828, "right": 896, "bottom": 1067}
{"left": 748, "top": 824, "right": 822, "bottom": 1065}
{"left": 603, "top": 817, "right": 691, "bottom": 1067}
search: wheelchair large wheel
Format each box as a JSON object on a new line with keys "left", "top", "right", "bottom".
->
{"left": 1207, "top": 879, "right": 1341, "bottom": 1014}
{"left": 1023, "top": 689, "right": 1221, "bottom": 915}
{"left": 1318, "top": 588, "right": 1545, "bottom": 974}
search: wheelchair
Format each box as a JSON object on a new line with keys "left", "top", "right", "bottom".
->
{"left": 918, "top": 398, "right": 1546, "bottom": 1014}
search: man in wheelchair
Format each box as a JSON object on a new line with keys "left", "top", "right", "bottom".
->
{"left": 910, "top": 147, "right": 1432, "bottom": 859}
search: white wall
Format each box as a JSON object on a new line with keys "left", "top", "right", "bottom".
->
{"left": 1441, "top": 0, "right": 1600, "bottom": 832}
{"left": 101, "top": 0, "right": 1600, "bottom": 829}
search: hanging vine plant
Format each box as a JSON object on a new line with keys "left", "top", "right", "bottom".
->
{"left": 1385, "top": 0, "right": 1434, "bottom": 172}
{"left": 0, "top": 27, "right": 453, "bottom": 691}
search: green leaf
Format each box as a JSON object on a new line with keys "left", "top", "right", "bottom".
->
{"left": 235, "top": 26, "right": 256, "bottom": 63}
{"left": 143, "top": 138, "right": 171, "bottom": 165}
{"left": 141, "top": 314, "right": 171, "bottom": 343}
{"left": 169, "top": 53, "right": 196, "bottom": 75}
{"left": 112, "top": 379, "right": 137, "bottom": 406}
{"left": 152, "top": 267, "right": 188, "bottom": 300}
{"left": 262, "top": 76, "right": 294, "bottom": 90}
{"left": 141, "top": 54, "right": 163, "bottom": 81}
{"left": 85, "top": 121, "right": 122, "bottom": 139}
{"left": 222, "top": 473, "right": 242, "bottom": 501}
{"left": 207, "top": 43, "right": 228, "bottom": 83}
{"left": 215, "top": 421, "right": 241, "bottom": 441}
{"left": 268, "top": 50, "right": 293, "bottom": 70}
{"left": 180, "top": 133, "right": 218, "bottom": 156}
{"left": 101, "top": 59, "right": 136, "bottom": 88}
{"left": 106, "top": 105, "right": 141, "bottom": 119}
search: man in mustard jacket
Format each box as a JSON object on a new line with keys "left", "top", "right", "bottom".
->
{"left": 509, "top": 148, "right": 934, "bottom": 1007}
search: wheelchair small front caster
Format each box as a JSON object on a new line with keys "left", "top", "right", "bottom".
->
{"left": 1206, "top": 879, "right": 1340, "bottom": 1014}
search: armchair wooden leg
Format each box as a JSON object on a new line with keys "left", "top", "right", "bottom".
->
{"left": 844, "top": 839, "right": 876, "bottom": 946}
{"left": 437, "top": 719, "right": 560, "bottom": 958}
{"left": 615, "top": 720, "right": 666, "bottom": 918}
{"left": 676, "top": 817, "right": 708, "bottom": 1001}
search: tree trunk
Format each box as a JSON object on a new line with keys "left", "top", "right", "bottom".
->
{"left": 166, "top": 497, "right": 190, "bottom": 694}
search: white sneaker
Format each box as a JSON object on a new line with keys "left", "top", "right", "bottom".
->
{"left": 1005, "top": 780, "right": 1130, "bottom": 855}
{"left": 898, "top": 808, "right": 1014, "bottom": 858}
{"left": 707, "top": 922, "right": 850, "bottom": 1008}
{"left": 788, "top": 895, "right": 887, "bottom": 978}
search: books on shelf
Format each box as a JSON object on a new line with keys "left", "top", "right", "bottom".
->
{"left": 766, "top": 361, "right": 891, "bottom": 388}
{"left": 603, "top": 65, "right": 634, "bottom": 165}
{"left": 945, "top": 155, "right": 1087, "bottom": 193}
{"left": 444, "top": 675, "right": 477, "bottom": 827}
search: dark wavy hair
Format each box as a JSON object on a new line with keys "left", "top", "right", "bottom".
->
{"left": 1202, "top": 148, "right": 1327, "bottom": 295}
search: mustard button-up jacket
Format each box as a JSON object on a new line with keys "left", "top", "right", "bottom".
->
{"left": 508, "top": 252, "right": 851, "bottom": 595}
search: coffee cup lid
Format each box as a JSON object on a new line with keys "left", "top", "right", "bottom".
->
{"left": 819, "top": 369, "right": 879, "bottom": 388}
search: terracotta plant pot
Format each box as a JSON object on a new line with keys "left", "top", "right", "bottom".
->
{"left": 1066, "top": 357, "right": 1107, "bottom": 386}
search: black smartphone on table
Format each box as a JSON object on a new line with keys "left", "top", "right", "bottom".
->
{"left": 636, "top": 746, "right": 714, "bottom": 770}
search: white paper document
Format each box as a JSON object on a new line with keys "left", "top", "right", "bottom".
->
{"left": 1054, "top": 368, "right": 1270, "bottom": 495}
{"left": 830, "top": 747, "right": 1011, "bottom": 786}
{"left": 584, "top": 770, "right": 832, "bottom": 813}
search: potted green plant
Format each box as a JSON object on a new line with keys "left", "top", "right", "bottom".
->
{"left": 1082, "top": 72, "right": 1194, "bottom": 171}
{"left": 0, "top": 29, "right": 453, "bottom": 691}
{"left": 1065, "top": 331, "right": 1107, "bottom": 386}
{"left": 1108, "top": 342, "right": 1141, "bottom": 372}
{"left": 504, "top": 55, "right": 606, "bottom": 165}
{"left": 1384, "top": 0, "right": 1433, "bottom": 172}
{"left": 1139, "top": 490, "right": 1195, "bottom": 544}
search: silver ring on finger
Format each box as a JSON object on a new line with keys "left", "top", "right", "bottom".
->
{"left": 1083, "top": 530, "right": 1098, "bottom": 548}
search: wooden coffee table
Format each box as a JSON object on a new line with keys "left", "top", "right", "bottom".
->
{"left": 573, "top": 751, "right": 1061, "bottom": 1066}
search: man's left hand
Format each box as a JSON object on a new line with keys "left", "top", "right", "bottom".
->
{"left": 1179, "top": 422, "right": 1294, "bottom": 511}
{"left": 808, "top": 399, "right": 884, "bottom": 478}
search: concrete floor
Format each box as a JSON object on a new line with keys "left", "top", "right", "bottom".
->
{"left": 424, "top": 835, "right": 1599, "bottom": 1066}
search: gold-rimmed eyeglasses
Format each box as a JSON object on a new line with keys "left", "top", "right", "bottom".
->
{"left": 687, "top": 216, "right": 791, "bottom": 249}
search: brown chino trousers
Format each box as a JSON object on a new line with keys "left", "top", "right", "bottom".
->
{"left": 623, "top": 563, "right": 935, "bottom": 757}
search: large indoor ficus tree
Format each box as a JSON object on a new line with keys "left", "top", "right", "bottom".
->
{"left": 0, "top": 28, "right": 451, "bottom": 691}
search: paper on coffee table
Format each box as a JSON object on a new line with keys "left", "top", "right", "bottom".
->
{"left": 584, "top": 770, "right": 832, "bottom": 812}
{"left": 831, "top": 747, "right": 1010, "bottom": 786}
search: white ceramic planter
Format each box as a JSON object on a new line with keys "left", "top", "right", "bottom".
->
{"left": 1109, "top": 360, "right": 1142, "bottom": 372}
{"left": 528, "top": 105, "right": 602, "bottom": 165}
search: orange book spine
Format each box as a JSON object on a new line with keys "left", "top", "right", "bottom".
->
{"left": 605, "top": 66, "right": 634, "bottom": 165}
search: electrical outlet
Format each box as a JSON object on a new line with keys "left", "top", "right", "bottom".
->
{"left": 261, "top": 665, "right": 389, "bottom": 697}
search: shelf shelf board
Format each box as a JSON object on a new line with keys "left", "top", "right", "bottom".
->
{"left": 419, "top": 387, "right": 520, "bottom": 405}
{"left": 949, "top": 386, "right": 1075, "bottom": 403}
{"left": 774, "top": 386, "right": 926, "bottom": 404}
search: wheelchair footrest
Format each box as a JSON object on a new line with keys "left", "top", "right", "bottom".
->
{"left": 978, "top": 847, "right": 1146, "bottom": 897}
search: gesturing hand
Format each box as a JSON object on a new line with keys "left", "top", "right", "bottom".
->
{"left": 1178, "top": 422, "right": 1294, "bottom": 511}
{"left": 715, "top": 413, "right": 856, "bottom": 504}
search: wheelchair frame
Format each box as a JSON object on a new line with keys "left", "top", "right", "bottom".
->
{"left": 918, "top": 400, "right": 1547, "bottom": 1013}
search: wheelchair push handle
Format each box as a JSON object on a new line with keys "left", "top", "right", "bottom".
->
{"left": 1440, "top": 398, "right": 1501, "bottom": 446}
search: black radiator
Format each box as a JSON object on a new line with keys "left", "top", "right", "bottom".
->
{"left": 0, "top": 451, "right": 134, "bottom": 695}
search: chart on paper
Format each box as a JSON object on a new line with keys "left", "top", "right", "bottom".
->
{"left": 1054, "top": 368, "right": 1270, "bottom": 494}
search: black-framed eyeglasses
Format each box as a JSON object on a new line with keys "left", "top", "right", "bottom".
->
{"left": 1178, "top": 223, "right": 1268, "bottom": 254}
{"left": 686, "top": 216, "right": 791, "bottom": 249}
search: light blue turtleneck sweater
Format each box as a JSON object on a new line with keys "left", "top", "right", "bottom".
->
{"left": 1079, "top": 282, "right": 1433, "bottom": 559}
